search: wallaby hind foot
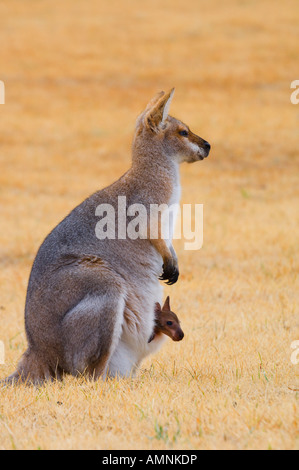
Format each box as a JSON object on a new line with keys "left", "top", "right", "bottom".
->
{"left": 2, "top": 349, "right": 63, "bottom": 386}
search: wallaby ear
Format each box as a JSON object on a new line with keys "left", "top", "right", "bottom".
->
{"left": 161, "top": 88, "right": 175, "bottom": 123}
{"left": 135, "top": 91, "right": 165, "bottom": 130}
{"left": 144, "top": 88, "right": 175, "bottom": 132}
{"left": 162, "top": 296, "right": 171, "bottom": 311}
{"left": 143, "top": 90, "right": 165, "bottom": 114}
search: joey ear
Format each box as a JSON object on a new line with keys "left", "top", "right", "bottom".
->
{"left": 162, "top": 296, "right": 171, "bottom": 311}
{"left": 155, "top": 302, "right": 162, "bottom": 314}
{"left": 144, "top": 88, "right": 175, "bottom": 132}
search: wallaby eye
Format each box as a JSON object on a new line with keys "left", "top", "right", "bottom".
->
{"left": 166, "top": 321, "right": 173, "bottom": 326}
{"left": 179, "top": 130, "right": 188, "bottom": 137}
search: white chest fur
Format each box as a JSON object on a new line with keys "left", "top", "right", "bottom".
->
{"left": 107, "top": 168, "right": 181, "bottom": 379}
{"left": 107, "top": 277, "right": 164, "bottom": 378}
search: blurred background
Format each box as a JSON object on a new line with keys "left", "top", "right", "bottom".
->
{"left": 0, "top": 0, "right": 298, "bottom": 450}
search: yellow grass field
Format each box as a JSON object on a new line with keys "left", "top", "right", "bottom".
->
{"left": 0, "top": 0, "right": 299, "bottom": 450}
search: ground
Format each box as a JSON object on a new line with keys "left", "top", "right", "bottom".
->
{"left": 0, "top": 0, "right": 298, "bottom": 450}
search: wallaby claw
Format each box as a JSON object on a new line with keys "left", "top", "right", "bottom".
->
{"left": 159, "top": 262, "right": 179, "bottom": 285}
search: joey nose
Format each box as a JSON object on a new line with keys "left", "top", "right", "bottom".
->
{"left": 204, "top": 141, "right": 211, "bottom": 151}
{"left": 176, "top": 331, "right": 184, "bottom": 341}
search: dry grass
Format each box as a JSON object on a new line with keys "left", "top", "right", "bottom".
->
{"left": 0, "top": 0, "right": 299, "bottom": 450}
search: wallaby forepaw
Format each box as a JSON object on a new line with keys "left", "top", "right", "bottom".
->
{"left": 159, "top": 262, "right": 179, "bottom": 285}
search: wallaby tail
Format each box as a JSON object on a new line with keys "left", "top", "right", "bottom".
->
{"left": 1, "top": 348, "right": 62, "bottom": 386}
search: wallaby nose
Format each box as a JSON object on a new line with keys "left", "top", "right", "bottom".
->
{"left": 204, "top": 141, "right": 211, "bottom": 151}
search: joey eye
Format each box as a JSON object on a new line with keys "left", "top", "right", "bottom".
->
{"left": 166, "top": 321, "right": 173, "bottom": 326}
{"left": 179, "top": 130, "right": 188, "bottom": 137}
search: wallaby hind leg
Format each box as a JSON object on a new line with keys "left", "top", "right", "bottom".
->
{"left": 61, "top": 289, "right": 126, "bottom": 380}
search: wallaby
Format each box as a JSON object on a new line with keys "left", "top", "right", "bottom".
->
{"left": 3, "top": 88, "right": 210, "bottom": 384}
{"left": 148, "top": 296, "right": 184, "bottom": 343}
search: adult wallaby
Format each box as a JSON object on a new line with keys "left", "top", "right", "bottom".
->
{"left": 3, "top": 88, "right": 210, "bottom": 384}
{"left": 148, "top": 296, "right": 184, "bottom": 343}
